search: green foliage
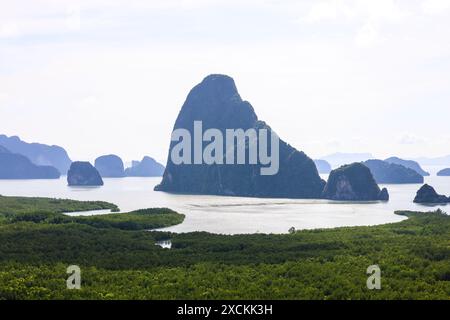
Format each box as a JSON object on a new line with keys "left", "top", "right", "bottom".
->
{"left": 0, "top": 196, "right": 184, "bottom": 231}
{"left": 0, "top": 195, "right": 448, "bottom": 300}
{"left": 63, "top": 208, "right": 185, "bottom": 231}
{"left": 0, "top": 195, "right": 119, "bottom": 220}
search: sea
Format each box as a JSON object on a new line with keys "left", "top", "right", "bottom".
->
{"left": 0, "top": 166, "right": 448, "bottom": 234}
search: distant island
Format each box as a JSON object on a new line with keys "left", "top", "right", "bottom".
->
{"left": 437, "top": 168, "right": 450, "bottom": 177}
{"left": 0, "top": 145, "right": 60, "bottom": 179}
{"left": 0, "top": 134, "right": 72, "bottom": 175}
{"left": 93, "top": 154, "right": 165, "bottom": 178}
{"left": 125, "top": 156, "right": 165, "bottom": 177}
{"left": 384, "top": 157, "right": 429, "bottom": 176}
{"left": 95, "top": 155, "right": 125, "bottom": 178}
{"left": 0, "top": 133, "right": 164, "bottom": 180}
{"left": 363, "top": 159, "right": 424, "bottom": 184}
{"left": 67, "top": 161, "right": 104, "bottom": 186}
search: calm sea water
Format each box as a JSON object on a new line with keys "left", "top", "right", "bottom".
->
{"left": 0, "top": 166, "right": 448, "bottom": 234}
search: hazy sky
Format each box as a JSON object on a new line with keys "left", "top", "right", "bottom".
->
{"left": 1, "top": 0, "right": 449, "bottom": 164}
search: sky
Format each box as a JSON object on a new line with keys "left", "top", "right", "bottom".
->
{"left": 1, "top": 0, "right": 450, "bottom": 164}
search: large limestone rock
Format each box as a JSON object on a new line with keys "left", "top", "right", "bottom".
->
{"left": 363, "top": 160, "right": 424, "bottom": 184}
{"left": 125, "top": 156, "right": 165, "bottom": 177}
{"left": 155, "top": 74, "right": 325, "bottom": 198}
{"left": 322, "top": 163, "right": 388, "bottom": 201}
{"left": 67, "top": 162, "right": 104, "bottom": 186}
{"left": 95, "top": 154, "right": 125, "bottom": 178}
{"left": 413, "top": 184, "right": 450, "bottom": 204}
{"left": 0, "top": 145, "right": 60, "bottom": 179}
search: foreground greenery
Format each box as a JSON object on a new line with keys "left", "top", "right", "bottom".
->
{"left": 0, "top": 195, "right": 119, "bottom": 216}
{"left": 0, "top": 196, "right": 184, "bottom": 231}
{"left": 0, "top": 196, "right": 448, "bottom": 300}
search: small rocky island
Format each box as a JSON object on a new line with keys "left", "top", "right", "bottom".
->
{"left": 437, "top": 168, "right": 450, "bottom": 176}
{"left": 67, "top": 161, "right": 104, "bottom": 186}
{"left": 95, "top": 154, "right": 125, "bottom": 177}
{"left": 0, "top": 145, "right": 60, "bottom": 179}
{"left": 363, "top": 159, "right": 424, "bottom": 184}
{"left": 322, "top": 163, "right": 389, "bottom": 201}
{"left": 125, "top": 156, "right": 165, "bottom": 177}
{"left": 414, "top": 184, "right": 450, "bottom": 204}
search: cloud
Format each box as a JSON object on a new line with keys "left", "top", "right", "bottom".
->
{"left": 302, "top": 0, "right": 408, "bottom": 47}
{"left": 422, "top": 0, "right": 450, "bottom": 15}
{"left": 0, "top": 22, "right": 20, "bottom": 38}
{"left": 0, "top": 3, "right": 82, "bottom": 38}
{"left": 1, "top": 0, "right": 450, "bottom": 160}
{"left": 303, "top": 0, "right": 406, "bottom": 23}
{"left": 355, "top": 21, "right": 383, "bottom": 47}
{"left": 398, "top": 134, "right": 425, "bottom": 145}
{"left": 0, "top": 92, "right": 9, "bottom": 105}
{"left": 303, "top": 0, "right": 340, "bottom": 23}
{"left": 66, "top": 5, "right": 81, "bottom": 32}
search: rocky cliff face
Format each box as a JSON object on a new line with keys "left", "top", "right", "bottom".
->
{"left": 95, "top": 155, "right": 125, "bottom": 178}
{"left": 67, "top": 162, "right": 103, "bottom": 186}
{"left": 414, "top": 184, "right": 450, "bottom": 204}
{"left": 385, "top": 157, "right": 429, "bottom": 176}
{"left": 322, "top": 163, "right": 388, "bottom": 201}
{"left": 155, "top": 74, "right": 325, "bottom": 198}
{"left": 0, "top": 145, "right": 60, "bottom": 179}
{"left": 0, "top": 135, "right": 72, "bottom": 175}
{"left": 363, "top": 160, "right": 424, "bottom": 184}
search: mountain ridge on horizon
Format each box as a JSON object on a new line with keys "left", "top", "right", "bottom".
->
{"left": 0, "top": 134, "right": 72, "bottom": 175}
{"left": 0, "top": 145, "right": 60, "bottom": 179}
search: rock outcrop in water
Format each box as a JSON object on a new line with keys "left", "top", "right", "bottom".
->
{"left": 378, "top": 188, "right": 390, "bottom": 201}
{"left": 155, "top": 74, "right": 325, "bottom": 198}
{"left": 0, "top": 145, "right": 60, "bottom": 179}
{"left": 322, "top": 163, "right": 388, "bottom": 201}
{"left": 0, "top": 135, "right": 72, "bottom": 175}
{"left": 385, "top": 157, "right": 429, "bottom": 176}
{"left": 125, "top": 156, "right": 165, "bottom": 177}
{"left": 314, "top": 159, "right": 332, "bottom": 174}
{"left": 95, "top": 155, "right": 125, "bottom": 177}
{"left": 413, "top": 184, "right": 450, "bottom": 204}
{"left": 363, "top": 160, "right": 424, "bottom": 184}
{"left": 437, "top": 168, "right": 450, "bottom": 177}
{"left": 67, "top": 162, "right": 103, "bottom": 186}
